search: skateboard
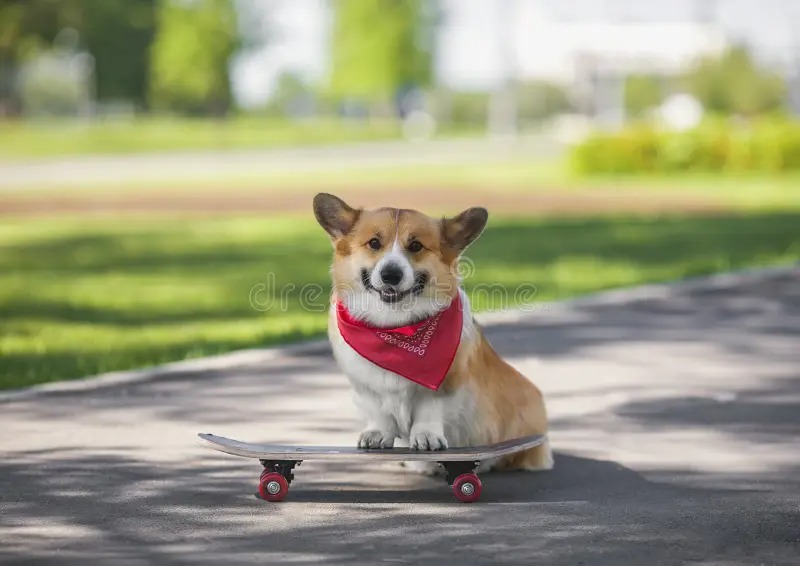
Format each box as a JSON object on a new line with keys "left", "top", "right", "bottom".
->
{"left": 198, "top": 432, "right": 545, "bottom": 503}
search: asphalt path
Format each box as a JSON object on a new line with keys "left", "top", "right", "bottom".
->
{"left": 2, "top": 267, "right": 798, "bottom": 565}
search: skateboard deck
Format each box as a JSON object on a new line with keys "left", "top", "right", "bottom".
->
{"left": 198, "top": 432, "right": 546, "bottom": 503}
{"left": 198, "top": 432, "right": 544, "bottom": 462}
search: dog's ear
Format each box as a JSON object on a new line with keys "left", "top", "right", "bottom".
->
{"left": 313, "top": 193, "right": 360, "bottom": 239}
{"left": 442, "top": 207, "right": 488, "bottom": 252}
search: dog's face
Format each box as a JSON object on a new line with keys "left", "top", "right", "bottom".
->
{"left": 313, "top": 193, "right": 488, "bottom": 327}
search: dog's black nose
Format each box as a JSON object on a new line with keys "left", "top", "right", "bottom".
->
{"left": 380, "top": 264, "right": 404, "bottom": 286}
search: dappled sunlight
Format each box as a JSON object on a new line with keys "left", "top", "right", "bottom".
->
{"left": 3, "top": 212, "right": 798, "bottom": 388}
{"left": 2, "top": 267, "right": 799, "bottom": 562}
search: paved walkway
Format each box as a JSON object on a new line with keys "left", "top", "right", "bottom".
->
{"left": 0, "top": 136, "right": 556, "bottom": 190}
{"left": 2, "top": 268, "right": 799, "bottom": 565}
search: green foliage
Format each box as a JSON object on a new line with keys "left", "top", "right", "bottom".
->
{"left": 0, "top": 0, "right": 77, "bottom": 112}
{"left": 149, "top": 0, "right": 239, "bottom": 115}
{"left": 81, "top": 0, "right": 156, "bottom": 107}
{"left": 0, "top": 0, "right": 155, "bottom": 110}
{"left": 684, "top": 46, "right": 786, "bottom": 116}
{"left": 517, "top": 80, "right": 572, "bottom": 123}
{"left": 571, "top": 125, "right": 659, "bottom": 175}
{"left": 444, "top": 91, "right": 489, "bottom": 126}
{"left": 329, "top": 0, "right": 434, "bottom": 100}
{"left": 571, "top": 118, "right": 800, "bottom": 175}
{"left": 624, "top": 74, "right": 663, "bottom": 118}
{"left": 0, "top": 0, "right": 82, "bottom": 58}
{"left": 437, "top": 81, "right": 571, "bottom": 128}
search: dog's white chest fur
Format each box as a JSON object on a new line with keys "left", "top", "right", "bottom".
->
{"left": 329, "top": 294, "right": 478, "bottom": 449}
{"left": 331, "top": 327, "right": 419, "bottom": 436}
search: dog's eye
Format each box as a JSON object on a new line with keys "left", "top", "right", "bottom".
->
{"left": 367, "top": 238, "right": 382, "bottom": 250}
{"left": 407, "top": 240, "right": 423, "bottom": 253}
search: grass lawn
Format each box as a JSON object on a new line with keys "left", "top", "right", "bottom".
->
{"left": 1, "top": 211, "right": 798, "bottom": 390}
{"left": 0, "top": 116, "right": 406, "bottom": 159}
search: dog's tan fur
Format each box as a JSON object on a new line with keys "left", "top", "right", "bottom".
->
{"left": 443, "top": 331, "right": 551, "bottom": 470}
{"left": 314, "top": 193, "right": 551, "bottom": 471}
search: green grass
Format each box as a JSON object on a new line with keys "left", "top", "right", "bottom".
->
{"left": 0, "top": 116, "right": 405, "bottom": 158}
{"left": 1, "top": 212, "right": 798, "bottom": 390}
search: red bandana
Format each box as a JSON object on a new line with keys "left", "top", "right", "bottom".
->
{"left": 336, "top": 295, "right": 463, "bottom": 391}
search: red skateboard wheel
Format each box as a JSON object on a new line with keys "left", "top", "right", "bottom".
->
{"left": 259, "top": 472, "right": 289, "bottom": 502}
{"left": 452, "top": 473, "right": 482, "bottom": 503}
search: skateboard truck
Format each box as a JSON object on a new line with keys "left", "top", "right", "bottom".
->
{"left": 258, "top": 460, "right": 300, "bottom": 501}
{"left": 256, "top": 457, "right": 483, "bottom": 503}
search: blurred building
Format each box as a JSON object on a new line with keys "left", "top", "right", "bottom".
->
{"left": 234, "top": 0, "right": 797, "bottom": 108}
{"left": 438, "top": 1, "right": 727, "bottom": 90}
{"left": 515, "top": 7, "right": 728, "bottom": 82}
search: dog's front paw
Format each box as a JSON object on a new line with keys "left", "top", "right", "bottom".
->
{"left": 358, "top": 429, "right": 395, "bottom": 449}
{"left": 409, "top": 430, "right": 448, "bottom": 451}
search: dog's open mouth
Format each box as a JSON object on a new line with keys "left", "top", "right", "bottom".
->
{"left": 361, "top": 269, "right": 429, "bottom": 304}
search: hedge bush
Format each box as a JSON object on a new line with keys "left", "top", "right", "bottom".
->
{"left": 570, "top": 118, "right": 800, "bottom": 175}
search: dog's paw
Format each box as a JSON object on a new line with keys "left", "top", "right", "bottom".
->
{"left": 358, "top": 430, "right": 395, "bottom": 449}
{"left": 409, "top": 430, "right": 448, "bottom": 451}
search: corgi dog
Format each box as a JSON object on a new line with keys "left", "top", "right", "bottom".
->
{"left": 313, "top": 193, "right": 552, "bottom": 473}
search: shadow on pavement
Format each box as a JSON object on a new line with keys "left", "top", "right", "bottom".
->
{"left": 3, "top": 267, "right": 800, "bottom": 563}
{"left": 3, "top": 445, "right": 798, "bottom": 565}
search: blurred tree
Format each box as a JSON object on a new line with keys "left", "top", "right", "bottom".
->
{"left": 624, "top": 73, "right": 663, "bottom": 119}
{"left": 516, "top": 80, "right": 573, "bottom": 123}
{"left": 0, "top": 0, "right": 79, "bottom": 114}
{"left": 81, "top": 0, "right": 155, "bottom": 108}
{"left": 0, "top": 1, "right": 81, "bottom": 57}
{"left": 685, "top": 46, "right": 786, "bottom": 116}
{"left": 149, "top": 0, "right": 240, "bottom": 116}
{"left": 0, "top": 0, "right": 155, "bottom": 114}
{"left": 444, "top": 90, "right": 489, "bottom": 126}
{"left": 329, "top": 0, "right": 435, "bottom": 106}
